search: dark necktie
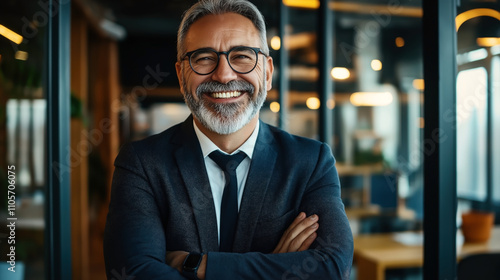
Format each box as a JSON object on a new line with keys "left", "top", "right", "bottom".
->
{"left": 209, "top": 150, "right": 246, "bottom": 252}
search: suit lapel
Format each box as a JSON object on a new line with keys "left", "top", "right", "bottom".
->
{"left": 174, "top": 118, "right": 219, "bottom": 252}
{"left": 232, "top": 122, "right": 278, "bottom": 252}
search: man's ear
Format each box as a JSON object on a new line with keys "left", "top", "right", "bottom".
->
{"left": 265, "top": 56, "right": 274, "bottom": 91}
{"left": 175, "top": 61, "right": 184, "bottom": 94}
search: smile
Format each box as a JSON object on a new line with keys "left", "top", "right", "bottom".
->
{"left": 210, "top": 91, "right": 243, "bottom": 99}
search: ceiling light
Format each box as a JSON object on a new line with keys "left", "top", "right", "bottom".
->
{"left": 456, "top": 8, "right": 500, "bottom": 31}
{"left": 15, "top": 51, "right": 28, "bottom": 61}
{"left": 283, "top": 0, "right": 320, "bottom": 9}
{"left": 395, "top": 37, "right": 405, "bottom": 47}
{"left": 306, "top": 97, "right": 320, "bottom": 110}
{"left": 413, "top": 79, "right": 425, "bottom": 91}
{"left": 99, "top": 19, "right": 126, "bottom": 40}
{"left": 331, "top": 67, "right": 350, "bottom": 80}
{"left": 270, "top": 36, "right": 281, "bottom": 50}
{"left": 270, "top": 102, "right": 280, "bottom": 113}
{"left": 476, "top": 37, "right": 500, "bottom": 47}
{"left": 350, "top": 92, "right": 393, "bottom": 106}
{"left": 371, "top": 59, "right": 382, "bottom": 71}
{"left": 0, "top": 24, "right": 23, "bottom": 45}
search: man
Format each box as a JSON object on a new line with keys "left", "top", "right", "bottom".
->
{"left": 103, "top": 0, "right": 353, "bottom": 279}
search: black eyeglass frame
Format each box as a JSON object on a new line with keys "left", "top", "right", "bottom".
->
{"left": 182, "top": 46, "right": 266, "bottom": 75}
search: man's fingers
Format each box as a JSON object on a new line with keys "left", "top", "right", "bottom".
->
{"left": 273, "top": 212, "right": 306, "bottom": 253}
{"left": 297, "top": 231, "right": 318, "bottom": 252}
{"left": 273, "top": 213, "right": 320, "bottom": 254}
{"left": 287, "top": 214, "right": 318, "bottom": 242}
{"left": 288, "top": 222, "right": 319, "bottom": 252}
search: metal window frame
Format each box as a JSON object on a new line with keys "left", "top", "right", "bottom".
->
{"left": 318, "top": 0, "right": 334, "bottom": 146}
{"left": 422, "top": 0, "right": 458, "bottom": 278}
{"left": 45, "top": 0, "right": 72, "bottom": 279}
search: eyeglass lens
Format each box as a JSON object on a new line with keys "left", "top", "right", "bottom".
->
{"left": 189, "top": 47, "right": 258, "bottom": 74}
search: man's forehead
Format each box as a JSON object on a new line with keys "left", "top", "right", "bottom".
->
{"left": 187, "top": 13, "right": 257, "bottom": 33}
{"left": 184, "top": 13, "right": 260, "bottom": 48}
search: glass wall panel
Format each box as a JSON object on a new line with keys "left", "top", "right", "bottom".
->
{"left": 328, "top": 1, "right": 425, "bottom": 279}
{"left": 0, "top": 1, "right": 47, "bottom": 279}
{"left": 456, "top": 0, "right": 500, "bottom": 212}
{"left": 456, "top": 2, "right": 500, "bottom": 277}
{"left": 277, "top": 5, "right": 319, "bottom": 139}
{"left": 493, "top": 56, "right": 500, "bottom": 203}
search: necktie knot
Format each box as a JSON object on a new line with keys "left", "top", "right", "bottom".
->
{"left": 209, "top": 151, "right": 246, "bottom": 173}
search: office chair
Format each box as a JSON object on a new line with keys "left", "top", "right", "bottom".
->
{"left": 457, "top": 253, "right": 500, "bottom": 280}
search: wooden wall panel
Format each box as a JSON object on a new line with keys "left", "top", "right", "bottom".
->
{"left": 70, "top": 6, "right": 90, "bottom": 280}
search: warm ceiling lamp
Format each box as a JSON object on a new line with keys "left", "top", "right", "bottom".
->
{"left": 15, "top": 51, "right": 28, "bottom": 61}
{"left": 0, "top": 24, "right": 23, "bottom": 45}
{"left": 331, "top": 67, "right": 350, "bottom": 80}
{"left": 270, "top": 102, "right": 280, "bottom": 113}
{"left": 270, "top": 36, "right": 281, "bottom": 50}
{"left": 413, "top": 79, "right": 425, "bottom": 91}
{"left": 456, "top": 8, "right": 500, "bottom": 31}
{"left": 283, "top": 0, "right": 320, "bottom": 9}
{"left": 395, "top": 37, "right": 405, "bottom": 47}
{"left": 306, "top": 97, "right": 321, "bottom": 110}
{"left": 371, "top": 59, "right": 382, "bottom": 71}
{"left": 477, "top": 37, "right": 500, "bottom": 47}
{"left": 350, "top": 92, "right": 393, "bottom": 106}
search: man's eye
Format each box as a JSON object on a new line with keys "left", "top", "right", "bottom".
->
{"left": 194, "top": 56, "right": 216, "bottom": 64}
{"left": 233, "top": 54, "right": 252, "bottom": 60}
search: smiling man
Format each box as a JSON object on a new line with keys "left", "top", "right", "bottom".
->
{"left": 103, "top": 0, "right": 353, "bottom": 279}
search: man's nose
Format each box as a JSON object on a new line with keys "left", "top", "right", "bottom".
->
{"left": 211, "top": 55, "right": 238, "bottom": 84}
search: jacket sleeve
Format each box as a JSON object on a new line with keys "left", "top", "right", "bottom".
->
{"left": 103, "top": 143, "right": 187, "bottom": 280}
{"left": 205, "top": 143, "right": 354, "bottom": 280}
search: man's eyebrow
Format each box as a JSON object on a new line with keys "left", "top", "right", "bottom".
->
{"left": 189, "top": 45, "right": 256, "bottom": 52}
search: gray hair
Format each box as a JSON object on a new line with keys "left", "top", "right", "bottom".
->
{"left": 177, "top": 0, "right": 269, "bottom": 61}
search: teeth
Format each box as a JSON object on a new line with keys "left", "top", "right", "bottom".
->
{"left": 211, "top": 91, "right": 242, "bottom": 99}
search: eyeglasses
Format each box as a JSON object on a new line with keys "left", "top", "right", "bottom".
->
{"left": 183, "top": 46, "right": 265, "bottom": 75}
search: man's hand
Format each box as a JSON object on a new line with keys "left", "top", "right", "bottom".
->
{"left": 272, "top": 212, "right": 319, "bottom": 254}
{"left": 165, "top": 251, "right": 189, "bottom": 273}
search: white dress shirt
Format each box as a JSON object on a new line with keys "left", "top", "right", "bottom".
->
{"left": 193, "top": 120, "right": 259, "bottom": 244}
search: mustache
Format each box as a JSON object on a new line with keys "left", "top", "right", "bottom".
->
{"left": 195, "top": 80, "right": 255, "bottom": 98}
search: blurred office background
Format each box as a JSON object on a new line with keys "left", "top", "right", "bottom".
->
{"left": 0, "top": 0, "right": 499, "bottom": 279}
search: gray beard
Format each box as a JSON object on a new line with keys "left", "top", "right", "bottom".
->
{"left": 182, "top": 76, "right": 267, "bottom": 135}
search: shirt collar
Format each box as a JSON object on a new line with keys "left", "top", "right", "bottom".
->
{"left": 193, "top": 120, "right": 259, "bottom": 159}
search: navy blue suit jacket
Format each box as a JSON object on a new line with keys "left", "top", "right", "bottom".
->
{"left": 104, "top": 117, "right": 353, "bottom": 279}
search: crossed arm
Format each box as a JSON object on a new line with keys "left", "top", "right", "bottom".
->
{"left": 105, "top": 142, "right": 353, "bottom": 279}
{"left": 165, "top": 212, "right": 320, "bottom": 279}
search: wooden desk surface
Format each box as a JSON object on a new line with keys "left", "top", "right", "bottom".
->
{"left": 353, "top": 226, "right": 500, "bottom": 280}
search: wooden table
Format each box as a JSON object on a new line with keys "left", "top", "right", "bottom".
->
{"left": 353, "top": 226, "right": 500, "bottom": 280}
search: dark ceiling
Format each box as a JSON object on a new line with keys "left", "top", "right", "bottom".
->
{"left": 85, "top": 0, "right": 499, "bottom": 97}
{"left": 94, "top": 0, "right": 427, "bottom": 91}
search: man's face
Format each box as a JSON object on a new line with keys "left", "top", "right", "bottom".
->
{"left": 176, "top": 13, "right": 274, "bottom": 135}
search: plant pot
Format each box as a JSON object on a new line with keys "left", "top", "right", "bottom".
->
{"left": 461, "top": 211, "right": 495, "bottom": 243}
